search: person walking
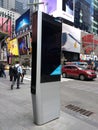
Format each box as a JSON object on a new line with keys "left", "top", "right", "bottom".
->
{"left": 11, "top": 61, "right": 23, "bottom": 90}
{"left": 20, "top": 65, "right": 26, "bottom": 83}
{"left": 0, "top": 63, "right": 6, "bottom": 78}
{"left": 9, "top": 64, "right": 14, "bottom": 81}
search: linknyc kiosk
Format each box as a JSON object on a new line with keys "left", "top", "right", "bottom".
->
{"left": 31, "top": 11, "right": 62, "bottom": 125}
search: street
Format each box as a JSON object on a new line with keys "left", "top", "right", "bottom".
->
{"left": 0, "top": 70, "right": 98, "bottom": 129}
{"left": 61, "top": 76, "right": 98, "bottom": 127}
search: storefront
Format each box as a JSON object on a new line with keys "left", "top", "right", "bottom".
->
{"left": 61, "top": 23, "right": 81, "bottom": 64}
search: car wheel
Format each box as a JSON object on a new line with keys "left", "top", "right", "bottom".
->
{"left": 62, "top": 73, "right": 67, "bottom": 78}
{"left": 79, "top": 74, "right": 85, "bottom": 81}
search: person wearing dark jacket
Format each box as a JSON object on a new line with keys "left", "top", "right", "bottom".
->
{"left": 9, "top": 64, "right": 14, "bottom": 81}
{"left": 0, "top": 63, "right": 6, "bottom": 78}
{"left": 11, "top": 61, "right": 23, "bottom": 90}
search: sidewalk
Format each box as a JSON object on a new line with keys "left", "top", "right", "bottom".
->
{"left": 0, "top": 77, "right": 98, "bottom": 130}
{"left": 24, "top": 74, "right": 31, "bottom": 81}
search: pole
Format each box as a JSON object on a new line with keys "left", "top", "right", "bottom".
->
{"left": 93, "top": 33, "right": 94, "bottom": 60}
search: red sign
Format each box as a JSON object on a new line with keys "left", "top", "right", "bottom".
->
{"left": 0, "top": 17, "right": 12, "bottom": 35}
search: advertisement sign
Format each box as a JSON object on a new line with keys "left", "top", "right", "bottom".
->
{"left": 18, "top": 33, "right": 32, "bottom": 55}
{"left": 18, "top": 36, "right": 28, "bottom": 55}
{"left": 39, "top": 0, "right": 57, "bottom": 13}
{"left": 15, "top": 9, "right": 30, "bottom": 33}
{"left": 7, "top": 38, "right": 19, "bottom": 56}
{"left": 81, "top": 31, "right": 98, "bottom": 55}
{"left": 39, "top": 0, "right": 74, "bottom": 22}
{"left": 0, "top": 17, "right": 12, "bottom": 35}
{"left": 62, "top": 23, "right": 81, "bottom": 53}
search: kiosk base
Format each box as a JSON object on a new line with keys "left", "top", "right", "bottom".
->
{"left": 32, "top": 82, "right": 60, "bottom": 125}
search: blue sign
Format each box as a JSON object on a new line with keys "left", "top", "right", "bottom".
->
{"left": 15, "top": 9, "right": 30, "bottom": 33}
{"left": 50, "top": 65, "right": 61, "bottom": 75}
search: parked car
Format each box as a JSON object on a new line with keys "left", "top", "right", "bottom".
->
{"left": 72, "top": 62, "right": 88, "bottom": 68}
{"left": 62, "top": 65, "right": 97, "bottom": 80}
{"left": 64, "top": 61, "right": 88, "bottom": 68}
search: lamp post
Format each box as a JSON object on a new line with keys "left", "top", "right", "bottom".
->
{"left": 92, "top": 33, "right": 95, "bottom": 60}
{"left": 27, "top": 2, "right": 44, "bottom": 12}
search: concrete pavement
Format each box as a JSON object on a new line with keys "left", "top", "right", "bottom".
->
{"left": 0, "top": 76, "right": 98, "bottom": 130}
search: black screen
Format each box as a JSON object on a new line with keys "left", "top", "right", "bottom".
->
{"left": 41, "top": 13, "right": 62, "bottom": 83}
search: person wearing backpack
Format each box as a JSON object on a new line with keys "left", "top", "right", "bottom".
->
{"left": 11, "top": 61, "right": 23, "bottom": 90}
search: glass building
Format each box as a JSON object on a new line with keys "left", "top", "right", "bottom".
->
{"left": 0, "top": 0, "right": 15, "bottom": 10}
{"left": 74, "top": 0, "right": 98, "bottom": 34}
{"left": 15, "top": 0, "right": 34, "bottom": 14}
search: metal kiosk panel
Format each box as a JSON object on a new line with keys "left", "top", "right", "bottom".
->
{"left": 31, "top": 11, "right": 62, "bottom": 125}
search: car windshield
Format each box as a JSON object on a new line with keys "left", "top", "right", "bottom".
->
{"left": 78, "top": 65, "right": 87, "bottom": 70}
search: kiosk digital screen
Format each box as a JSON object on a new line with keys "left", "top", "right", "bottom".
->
{"left": 41, "top": 13, "right": 62, "bottom": 83}
{"left": 31, "top": 12, "right": 62, "bottom": 94}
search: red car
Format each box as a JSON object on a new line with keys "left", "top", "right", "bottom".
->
{"left": 62, "top": 65, "right": 97, "bottom": 80}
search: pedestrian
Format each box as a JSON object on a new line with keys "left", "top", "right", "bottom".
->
{"left": 0, "top": 63, "right": 6, "bottom": 78}
{"left": 9, "top": 64, "right": 14, "bottom": 81}
{"left": 20, "top": 64, "right": 26, "bottom": 83}
{"left": 91, "top": 61, "right": 95, "bottom": 70}
{"left": 11, "top": 61, "right": 23, "bottom": 90}
{"left": 0, "top": 63, "right": 2, "bottom": 77}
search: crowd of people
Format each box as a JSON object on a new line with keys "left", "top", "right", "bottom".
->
{"left": 0, "top": 61, "right": 26, "bottom": 90}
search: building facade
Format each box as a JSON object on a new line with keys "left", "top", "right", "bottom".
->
{"left": 0, "top": 0, "right": 15, "bottom": 10}
{"left": 15, "top": 0, "right": 34, "bottom": 14}
{"left": 0, "top": 0, "right": 34, "bottom": 14}
{"left": 0, "top": 7, "right": 20, "bottom": 35}
{"left": 74, "top": 0, "right": 98, "bottom": 34}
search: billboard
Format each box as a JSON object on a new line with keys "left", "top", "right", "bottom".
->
{"left": 39, "top": 0, "right": 57, "bottom": 13}
{"left": 39, "top": 0, "right": 74, "bottom": 22}
{"left": 7, "top": 38, "right": 19, "bottom": 56}
{"left": 15, "top": 9, "right": 30, "bottom": 33}
{"left": 0, "top": 17, "right": 12, "bottom": 35}
{"left": 17, "top": 33, "right": 32, "bottom": 55}
{"left": 62, "top": 23, "right": 81, "bottom": 53}
{"left": 18, "top": 36, "right": 28, "bottom": 55}
{"left": 81, "top": 31, "right": 98, "bottom": 55}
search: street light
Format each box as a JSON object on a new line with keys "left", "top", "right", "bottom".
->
{"left": 27, "top": 2, "right": 44, "bottom": 11}
{"left": 92, "top": 33, "right": 95, "bottom": 60}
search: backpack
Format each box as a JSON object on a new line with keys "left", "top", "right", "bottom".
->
{"left": 13, "top": 66, "right": 19, "bottom": 75}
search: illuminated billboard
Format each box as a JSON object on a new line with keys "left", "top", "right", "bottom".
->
{"left": 62, "top": 23, "right": 81, "bottom": 53}
{"left": 17, "top": 33, "right": 32, "bottom": 55}
{"left": 15, "top": 9, "right": 30, "bottom": 33}
{"left": 39, "top": 0, "right": 57, "bottom": 13}
{"left": 0, "top": 17, "right": 12, "bottom": 35}
{"left": 81, "top": 31, "right": 98, "bottom": 55}
{"left": 39, "top": 0, "right": 74, "bottom": 22}
{"left": 7, "top": 38, "right": 19, "bottom": 56}
{"left": 18, "top": 36, "right": 28, "bottom": 55}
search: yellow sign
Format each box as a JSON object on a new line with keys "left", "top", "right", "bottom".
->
{"left": 7, "top": 38, "right": 19, "bottom": 56}
{"left": 74, "top": 42, "right": 78, "bottom": 48}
